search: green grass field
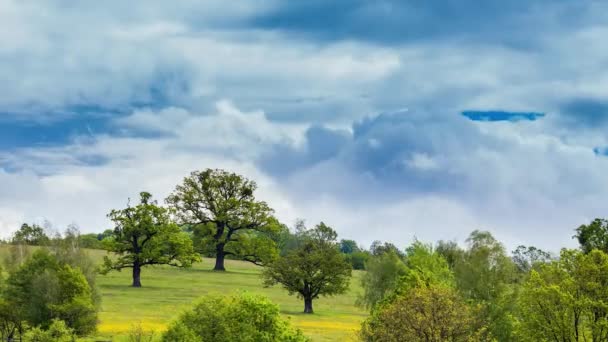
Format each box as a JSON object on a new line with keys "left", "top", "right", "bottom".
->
{"left": 8, "top": 248, "right": 367, "bottom": 341}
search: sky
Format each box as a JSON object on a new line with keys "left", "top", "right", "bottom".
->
{"left": 1, "top": 0, "right": 608, "bottom": 252}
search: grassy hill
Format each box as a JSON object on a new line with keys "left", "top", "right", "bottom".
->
{"left": 2, "top": 247, "right": 367, "bottom": 341}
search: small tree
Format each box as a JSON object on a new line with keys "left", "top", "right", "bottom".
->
{"left": 3, "top": 250, "right": 97, "bottom": 335}
{"left": 263, "top": 222, "right": 351, "bottom": 314}
{"left": 12, "top": 223, "right": 49, "bottom": 245}
{"left": 339, "top": 239, "right": 360, "bottom": 254}
{"left": 166, "top": 169, "right": 280, "bottom": 271}
{"left": 574, "top": 218, "right": 608, "bottom": 253}
{"left": 101, "top": 192, "right": 199, "bottom": 287}
{"left": 163, "top": 292, "right": 308, "bottom": 342}
{"left": 360, "top": 284, "right": 487, "bottom": 342}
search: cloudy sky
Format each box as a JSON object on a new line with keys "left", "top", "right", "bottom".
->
{"left": 1, "top": 0, "right": 608, "bottom": 251}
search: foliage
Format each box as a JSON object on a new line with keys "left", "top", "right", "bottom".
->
{"left": 346, "top": 250, "right": 370, "bottom": 270}
{"left": 574, "top": 218, "right": 608, "bottom": 254}
{"left": 79, "top": 233, "right": 105, "bottom": 250}
{"left": 3, "top": 250, "right": 97, "bottom": 335}
{"left": 127, "top": 322, "right": 155, "bottom": 342}
{"left": 0, "top": 298, "right": 25, "bottom": 340}
{"left": 436, "top": 240, "right": 464, "bottom": 269}
{"left": 263, "top": 222, "right": 352, "bottom": 313}
{"left": 2, "top": 243, "right": 31, "bottom": 272}
{"left": 453, "top": 230, "right": 519, "bottom": 341}
{"left": 339, "top": 239, "right": 360, "bottom": 254}
{"left": 516, "top": 249, "right": 608, "bottom": 342}
{"left": 369, "top": 240, "right": 404, "bottom": 258}
{"left": 12, "top": 223, "right": 49, "bottom": 246}
{"left": 101, "top": 192, "right": 199, "bottom": 287}
{"left": 511, "top": 245, "right": 552, "bottom": 273}
{"left": 399, "top": 240, "right": 454, "bottom": 290}
{"left": 357, "top": 250, "right": 407, "bottom": 309}
{"left": 167, "top": 169, "right": 281, "bottom": 271}
{"left": 22, "top": 319, "right": 74, "bottom": 342}
{"left": 163, "top": 292, "right": 308, "bottom": 342}
{"left": 360, "top": 283, "right": 489, "bottom": 342}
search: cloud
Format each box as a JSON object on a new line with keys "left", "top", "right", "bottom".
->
{"left": 2, "top": 0, "right": 608, "bottom": 253}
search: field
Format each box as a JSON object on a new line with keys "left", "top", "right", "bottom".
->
{"left": 18, "top": 248, "right": 367, "bottom": 341}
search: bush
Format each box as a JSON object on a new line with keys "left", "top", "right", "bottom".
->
{"left": 163, "top": 293, "right": 308, "bottom": 342}
{"left": 128, "top": 322, "right": 155, "bottom": 342}
{"left": 22, "top": 319, "right": 74, "bottom": 342}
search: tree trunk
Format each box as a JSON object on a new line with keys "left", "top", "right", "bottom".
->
{"left": 132, "top": 262, "right": 142, "bottom": 287}
{"left": 304, "top": 297, "right": 314, "bottom": 314}
{"left": 214, "top": 243, "right": 226, "bottom": 271}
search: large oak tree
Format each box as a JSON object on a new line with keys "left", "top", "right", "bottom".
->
{"left": 166, "top": 169, "right": 280, "bottom": 271}
{"left": 263, "top": 222, "right": 352, "bottom": 314}
{"left": 101, "top": 192, "right": 199, "bottom": 287}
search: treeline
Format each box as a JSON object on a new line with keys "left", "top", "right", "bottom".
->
{"left": 4, "top": 222, "right": 112, "bottom": 250}
{"left": 357, "top": 221, "right": 608, "bottom": 341}
{"left": 3, "top": 168, "right": 608, "bottom": 341}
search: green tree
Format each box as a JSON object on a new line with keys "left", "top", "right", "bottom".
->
{"left": 0, "top": 298, "right": 25, "bottom": 340}
{"left": 398, "top": 240, "right": 454, "bottom": 292}
{"left": 436, "top": 240, "right": 464, "bottom": 270}
{"left": 360, "top": 283, "right": 488, "bottom": 342}
{"left": 4, "top": 250, "right": 97, "bottom": 335}
{"left": 358, "top": 250, "right": 407, "bottom": 309}
{"left": 163, "top": 292, "right": 308, "bottom": 342}
{"left": 12, "top": 223, "right": 49, "bottom": 245}
{"left": 339, "top": 239, "right": 360, "bottom": 254}
{"left": 574, "top": 218, "right": 608, "bottom": 254}
{"left": 369, "top": 240, "right": 404, "bottom": 257}
{"left": 512, "top": 245, "right": 552, "bottom": 273}
{"left": 346, "top": 250, "right": 370, "bottom": 270}
{"left": 517, "top": 249, "right": 608, "bottom": 342}
{"left": 263, "top": 222, "right": 352, "bottom": 314}
{"left": 78, "top": 233, "right": 104, "bottom": 250}
{"left": 101, "top": 192, "right": 199, "bottom": 287}
{"left": 454, "top": 230, "right": 519, "bottom": 341}
{"left": 166, "top": 169, "right": 280, "bottom": 271}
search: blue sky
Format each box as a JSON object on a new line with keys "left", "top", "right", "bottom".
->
{"left": 1, "top": 0, "right": 608, "bottom": 250}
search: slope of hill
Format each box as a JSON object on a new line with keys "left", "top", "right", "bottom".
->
{"left": 1, "top": 247, "right": 367, "bottom": 341}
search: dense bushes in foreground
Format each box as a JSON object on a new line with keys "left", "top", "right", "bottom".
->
{"left": 163, "top": 292, "right": 308, "bottom": 342}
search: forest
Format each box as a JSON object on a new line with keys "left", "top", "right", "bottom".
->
{"left": 1, "top": 168, "right": 608, "bottom": 341}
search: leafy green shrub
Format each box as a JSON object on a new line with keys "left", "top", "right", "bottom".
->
{"left": 163, "top": 292, "right": 308, "bottom": 342}
{"left": 23, "top": 319, "right": 74, "bottom": 342}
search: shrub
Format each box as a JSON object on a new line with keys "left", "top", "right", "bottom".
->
{"left": 22, "top": 319, "right": 74, "bottom": 342}
{"left": 163, "top": 293, "right": 308, "bottom": 342}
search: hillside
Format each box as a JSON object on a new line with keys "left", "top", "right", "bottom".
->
{"left": 1, "top": 247, "right": 367, "bottom": 341}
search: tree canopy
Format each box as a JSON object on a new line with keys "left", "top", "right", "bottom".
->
{"left": 167, "top": 169, "right": 281, "bottom": 271}
{"left": 101, "top": 192, "right": 199, "bottom": 287}
{"left": 263, "top": 222, "right": 352, "bottom": 313}
{"left": 11, "top": 223, "right": 49, "bottom": 245}
{"left": 575, "top": 218, "right": 608, "bottom": 254}
{"left": 360, "top": 284, "right": 488, "bottom": 342}
{"left": 3, "top": 250, "right": 97, "bottom": 336}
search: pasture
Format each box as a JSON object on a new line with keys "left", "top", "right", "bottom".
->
{"left": 70, "top": 249, "right": 367, "bottom": 341}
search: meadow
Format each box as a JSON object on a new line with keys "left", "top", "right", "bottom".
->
{"left": 74, "top": 249, "right": 367, "bottom": 341}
